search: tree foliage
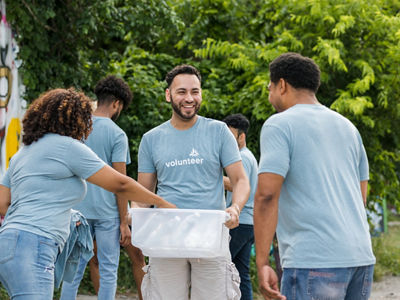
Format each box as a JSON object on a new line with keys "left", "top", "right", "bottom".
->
{"left": 1, "top": 0, "right": 399, "bottom": 298}
{"left": 6, "top": 0, "right": 400, "bottom": 207}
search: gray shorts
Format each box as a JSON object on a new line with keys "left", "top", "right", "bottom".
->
{"left": 141, "top": 256, "right": 241, "bottom": 300}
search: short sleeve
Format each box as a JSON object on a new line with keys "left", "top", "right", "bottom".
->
{"left": 138, "top": 135, "right": 156, "bottom": 173}
{"left": 65, "top": 140, "right": 106, "bottom": 179}
{"left": 220, "top": 124, "right": 241, "bottom": 168}
{"left": 112, "top": 131, "right": 131, "bottom": 165}
{"left": 358, "top": 135, "right": 369, "bottom": 181}
{"left": 258, "top": 123, "right": 290, "bottom": 178}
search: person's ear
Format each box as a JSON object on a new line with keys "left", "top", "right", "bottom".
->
{"left": 112, "top": 99, "right": 120, "bottom": 109}
{"left": 165, "top": 88, "right": 171, "bottom": 103}
{"left": 280, "top": 78, "right": 287, "bottom": 94}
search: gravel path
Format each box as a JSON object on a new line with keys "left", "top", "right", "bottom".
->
{"left": 76, "top": 275, "right": 400, "bottom": 299}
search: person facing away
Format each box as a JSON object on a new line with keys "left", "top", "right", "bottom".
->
{"left": 254, "top": 52, "right": 375, "bottom": 300}
{"left": 60, "top": 75, "right": 144, "bottom": 300}
{"left": 0, "top": 88, "right": 174, "bottom": 300}
{"left": 222, "top": 113, "right": 258, "bottom": 300}
{"left": 137, "top": 64, "right": 251, "bottom": 300}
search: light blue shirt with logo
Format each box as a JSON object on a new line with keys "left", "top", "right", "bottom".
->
{"left": 138, "top": 116, "right": 241, "bottom": 210}
{"left": 73, "top": 116, "right": 131, "bottom": 219}
{"left": 226, "top": 147, "right": 258, "bottom": 225}
{"left": 258, "top": 104, "right": 375, "bottom": 268}
{"left": 0, "top": 134, "right": 105, "bottom": 248}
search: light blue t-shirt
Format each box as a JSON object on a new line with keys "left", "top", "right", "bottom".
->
{"left": 73, "top": 116, "right": 131, "bottom": 219}
{"left": 258, "top": 104, "right": 375, "bottom": 268}
{"left": 0, "top": 134, "right": 105, "bottom": 248}
{"left": 226, "top": 147, "right": 258, "bottom": 225}
{"left": 138, "top": 116, "right": 241, "bottom": 209}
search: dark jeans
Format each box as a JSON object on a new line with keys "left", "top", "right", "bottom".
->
{"left": 229, "top": 224, "right": 254, "bottom": 300}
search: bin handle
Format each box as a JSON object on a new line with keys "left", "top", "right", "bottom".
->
{"left": 225, "top": 212, "right": 231, "bottom": 222}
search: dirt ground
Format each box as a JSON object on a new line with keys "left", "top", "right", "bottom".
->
{"left": 370, "top": 275, "right": 400, "bottom": 299}
{"left": 76, "top": 275, "right": 400, "bottom": 299}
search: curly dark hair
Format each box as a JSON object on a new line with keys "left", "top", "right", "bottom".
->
{"left": 269, "top": 52, "right": 321, "bottom": 93}
{"left": 22, "top": 88, "right": 93, "bottom": 145}
{"left": 165, "top": 64, "right": 202, "bottom": 88}
{"left": 94, "top": 75, "right": 133, "bottom": 110}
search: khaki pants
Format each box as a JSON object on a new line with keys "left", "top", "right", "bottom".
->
{"left": 141, "top": 256, "right": 241, "bottom": 300}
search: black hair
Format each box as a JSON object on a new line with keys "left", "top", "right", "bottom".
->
{"left": 222, "top": 113, "right": 250, "bottom": 136}
{"left": 269, "top": 52, "right": 321, "bottom": 93}
{"left": 94, "top": 75, "right": 133, "bottom": 110}
{"left": 165, "top": 64, "right": 201, "bottom": 88}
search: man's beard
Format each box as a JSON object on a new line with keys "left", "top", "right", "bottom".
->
{"left": 170, "top": 95, "right": 199, "bottom": 120}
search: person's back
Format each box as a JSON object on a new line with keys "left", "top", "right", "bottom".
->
{"left": 263, "top": 104, "right": 373, "bottom": 267}
{"left": 74, "top": 116, "right": 129, "bottom": 218}
{"left": 255, "top": 52, "right": 375, "bottom": 300}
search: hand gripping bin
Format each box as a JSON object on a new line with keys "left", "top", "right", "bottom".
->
{"left": 130, "top": 208, "right": 230, "bottom": 258}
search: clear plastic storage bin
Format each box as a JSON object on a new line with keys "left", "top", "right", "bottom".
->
{"left": 130, "top": 208, "right": 230, "bottom": 258}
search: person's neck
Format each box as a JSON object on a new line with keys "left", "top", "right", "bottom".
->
{"left": 170, "top": 114, "right": 198, "bottom": 130}
{"left": 286, "top": 91, "right": 320, "bottom": 109}
{"left": 93, "top": 107, "right": 112, "bottom": 119}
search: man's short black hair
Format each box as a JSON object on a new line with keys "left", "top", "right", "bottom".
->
{"left": 165, "top": 64, "right": 202, "bottom": 88}
{"left": 94, "top": 75, "right": 133, "bottom": 110}
{"left": 269, "top": 52, "right": 321, "bottom": 93}
{"left": 222, "top": 113, "right": 250, "bottom": 136}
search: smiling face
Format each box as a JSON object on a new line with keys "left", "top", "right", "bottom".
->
{"left": 166, "top": 74, "right": 202, "bottom": 122}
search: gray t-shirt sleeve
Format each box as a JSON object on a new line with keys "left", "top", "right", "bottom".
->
{"left": 258, "top": 123, "right": 290, "bottom": 178}
{"left": 220, "top": 124, "right": 242, "bottom": 168}
{"left": 65, "top": 140, "right": 106, "bottom": 179}
{"left": 138, "top": 135, "right": 156, "bottom": 173}
{"left": 112, "top": 131, "right": 131, "bottom": 165}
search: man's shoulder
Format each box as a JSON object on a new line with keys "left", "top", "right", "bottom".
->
{"left": 241, "top": 147, "right": 258, "bottom": 165}
{"left": 196, "top": 116, "right": 228, "bottom": 136}
{"left": 93, "top": 117, "right": 126, "bottom": 135}
{"left": 143, "top": 120, "right": 170, "bottom": 138}
{"left": 198, "top": 116, "right": 225, "bottom": 127}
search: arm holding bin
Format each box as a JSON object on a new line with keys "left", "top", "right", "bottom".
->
{"left": 224, "top": 160, "right": 250, "bottom": 229}
{"left": 87, "top": 165, "right": 175, "bottom": 208}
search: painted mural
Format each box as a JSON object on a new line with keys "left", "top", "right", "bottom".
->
{"left": 0, "top": 0, "right": 25, "bottom": 181}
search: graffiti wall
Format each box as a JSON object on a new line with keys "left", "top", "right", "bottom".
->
{"left": 0, "top": 0, "right": 25, "bottom": 180}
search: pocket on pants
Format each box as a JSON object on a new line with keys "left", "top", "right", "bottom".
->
{"left": 226, "top": 262, "right": 241, "bottom": 300}
{"left": 0, "top": 231, "right": 18, "bottom": 264}
{"left": 142, "top": 264, "right": 162, "bottom": 300}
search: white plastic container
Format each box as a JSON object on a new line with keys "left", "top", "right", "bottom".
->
{"left": 130, "top": 208, "right": 230, "bottom": 258}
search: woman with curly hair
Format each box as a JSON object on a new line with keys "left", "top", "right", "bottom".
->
{"left": 0, "top": 88, "right": 174, "bottom": 300}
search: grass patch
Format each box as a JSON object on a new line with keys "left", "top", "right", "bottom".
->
{"left": 372, "top": 223, "right": 400, "bottom": 281}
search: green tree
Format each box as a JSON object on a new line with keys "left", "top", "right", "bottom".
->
{"left": 192, "top": 0, "right": 400, "bottom": 207}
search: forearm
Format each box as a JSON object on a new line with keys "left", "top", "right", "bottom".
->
{"left": 116, "top": 178, "right": 168, "bottom": 207}
{"left": 360, "top": 180, "right": 368, "bottom": 206}
{"left": 230, "top": 177, "right": 250, "bottom": 212}
{"left": 116, "top": 196, "right": 129, "bottom": 225}
{"left": 223, "top": 176, "right": 233, "bottom": 192}
{"left": 254, "top": 191, "right": 279, "bottom": 269}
